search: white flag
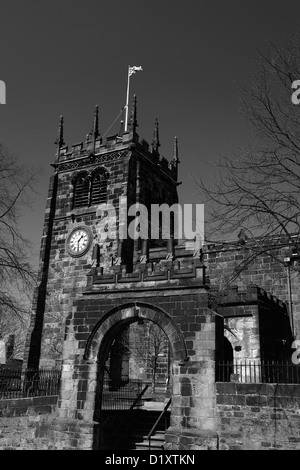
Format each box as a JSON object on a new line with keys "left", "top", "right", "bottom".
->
{"left": 129, "top": 66, "right": 143, "bottom": 77}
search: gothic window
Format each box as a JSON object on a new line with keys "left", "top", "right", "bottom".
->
{"left": 73, "top": 172, "right": 90, "bottom": 208}
{"left": 90, "top": 169, "right": 108, "bottom": 205}
{"left": 72, "top": 168, "right": 108, "bottom": 209}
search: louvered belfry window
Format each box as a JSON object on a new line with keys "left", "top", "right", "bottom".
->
{"left": 73, "top": 173, "right": 90, "bottom": 208}
{"left": 91, "top": 171, "right": 108, "bottom": 205}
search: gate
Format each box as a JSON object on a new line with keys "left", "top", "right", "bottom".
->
{"left": 101, "top": 373, "right": 145, "bottom": 410}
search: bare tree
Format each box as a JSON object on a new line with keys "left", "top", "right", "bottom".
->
{"left": 0, "top": 144, "right": 38, "bottom": 356}
{"left": 147, "top": 324, "right": 169, "bottom": 392}
{"left": 196, "top": 34, "right": 300, "bottom": 299}
{"left": 134, "top": 323, "right": 169, "bottom": 392}
{"left": 198, "top": 34, "right": 300, "bottom": 243}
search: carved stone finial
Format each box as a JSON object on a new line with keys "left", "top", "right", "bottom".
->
{"left": 172, "top": 136, "right": 179, "bottom": 164}
{"left": 151, "top": 118, "right": 160, "bottom": 154}
{"left": 128, "top": 94, "right": 138, "bottom": 132}
{"left": 92, "top": 105, "right": 100, "bottom": 140}
{"left": 55, "top": 115, "right": 65, "bottom": 148}
{"left": 118, "top": 120, "right": 124, "bottom": 137}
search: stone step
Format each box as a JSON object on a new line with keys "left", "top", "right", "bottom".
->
{"left": 134, "top": 444, "right": 165, "bottom": 450}
{"left": 134, "top": 432, "right": 165, "bottom": 441}
{"left": 117, "top": 429, "right": 166, "bottom": 451}
{"left": 102, "top": 409, "right": 169, "bottom": 450}
{"left": 133, "top": 431, "right": 165, "bottom": 450}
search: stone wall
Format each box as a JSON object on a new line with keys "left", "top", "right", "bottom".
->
{"left": 2, "top": 380, "right": 300, "bottom": 450}
{"left": 55, "top": 258, "right": 221, "bottom": 448}
{"left": 0, "top": 396, "right": 95, "bottom": 450}
{"left": 203, "top": 241, "right": 300, "bottom": 339}
{"left": 216, "top": 382, "right": 300, "bottom": 450}
{"left": 216, "top": 285, "right": 293, "bottom": 362}
{"left": 164, "top": 309, "right": 221, "bottom": 450}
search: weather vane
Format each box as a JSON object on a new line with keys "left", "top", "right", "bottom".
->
{"left": 124, "top": 65, "right": 143, "bottom": 131}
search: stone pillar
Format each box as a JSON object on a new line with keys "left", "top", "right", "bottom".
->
{"left": 165, "top": 309, "right": 218, "bottom": 450}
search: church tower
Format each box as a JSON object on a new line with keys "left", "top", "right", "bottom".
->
{"left": 22, "top": 94, "right": 220, "bottom": 452}
{"left": 24, "top": 97, "right": 180, "bottom": 368}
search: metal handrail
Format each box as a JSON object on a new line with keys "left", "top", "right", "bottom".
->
{"left": 112, "top": 384, "right": 149, "bottom": 440}
{"left": 129, "top": 384, "right": 149, "bottom": 411}
{"left": 147, "top": 397, "right": 171, "bottom": 450}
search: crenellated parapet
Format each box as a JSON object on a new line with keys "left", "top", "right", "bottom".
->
{"left": 86, "top": 251, "right": 206, "bottom": 290}
{"left": 212, "top": 284, "right": 288, "bottom": 311}
{"left": 54, "top": 134, "right": 178, "bottom": 181}
{"left": 52, "top": 97, "right": 179, "bottom": 181}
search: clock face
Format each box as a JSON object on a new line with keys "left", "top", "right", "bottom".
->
{"left": 67, "top": 227, "right": 91, "bottom": 257}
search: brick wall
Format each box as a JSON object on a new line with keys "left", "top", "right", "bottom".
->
{"left": 216, "top": 382, "right": 300, "bottom": 450}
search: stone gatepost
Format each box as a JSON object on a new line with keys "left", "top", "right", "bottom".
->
{"left": 165, "top": 309, "right": 219, "bottom": 450}
{"left": 57, "top": 337, "right": 98, "bottom": 423}
{"left": 54, "top": 335, "right": 98, "bottom": 450}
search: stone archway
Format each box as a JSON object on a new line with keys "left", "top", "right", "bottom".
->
{"left": 84, "top": 301, "right": 188, "bottom": 364}
{"left": 83, "top": 302, "right": 189, "bottom": 449}
{"left": 58, "top": 302, "right": 219, "bottom": 450}
{"left": 84, "top": 302, "right": 188, "bottom": 416}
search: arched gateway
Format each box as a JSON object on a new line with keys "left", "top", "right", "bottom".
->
{"left": 57, "top": 278, "right": 221, "bottom": 450}
{"left": 80, "top": 302, "right": 189, "bottom": 449}
{"left": 84, "top": 302, "right": 188, "bottom": 363}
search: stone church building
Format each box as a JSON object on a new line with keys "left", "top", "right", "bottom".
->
{"left": 1, "top": 98, "right": 300, "bottom": 450}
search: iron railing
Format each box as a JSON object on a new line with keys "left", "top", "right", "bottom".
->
{"left": 216, "top": 360, "right": 300, "bottom": 384}
{"left": 0, "top": 367, "right": 61, "bottom": 399}
{"left": 101, "top": 377, "right": 145, "bottom": 410}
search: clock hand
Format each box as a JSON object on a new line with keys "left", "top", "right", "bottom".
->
{"left": 77, "top": 235, "right": 84, "bottom": 250}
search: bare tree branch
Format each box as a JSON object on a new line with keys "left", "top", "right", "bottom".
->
{"left": 0, "top": 144, "right": 39, "bottom": 355}
{"left": 195, "top": 34, "right": 300, "bottom": 301}
{"left": 197, "top": 35, "right": 300, "bottom": 246}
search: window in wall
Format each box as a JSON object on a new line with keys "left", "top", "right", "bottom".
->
{"left": 73, "top": 173, "right": 90, "bottom": 208}
{"left": 91, "top": 171, "right": 108, "bottom": 205}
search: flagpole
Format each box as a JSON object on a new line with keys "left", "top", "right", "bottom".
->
{"left": 124, "top": 66, "right": 131, "bottom": 132}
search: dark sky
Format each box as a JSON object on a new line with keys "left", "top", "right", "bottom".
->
{"left": 1, "top": 0, "right": 300, "bottom": 265}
